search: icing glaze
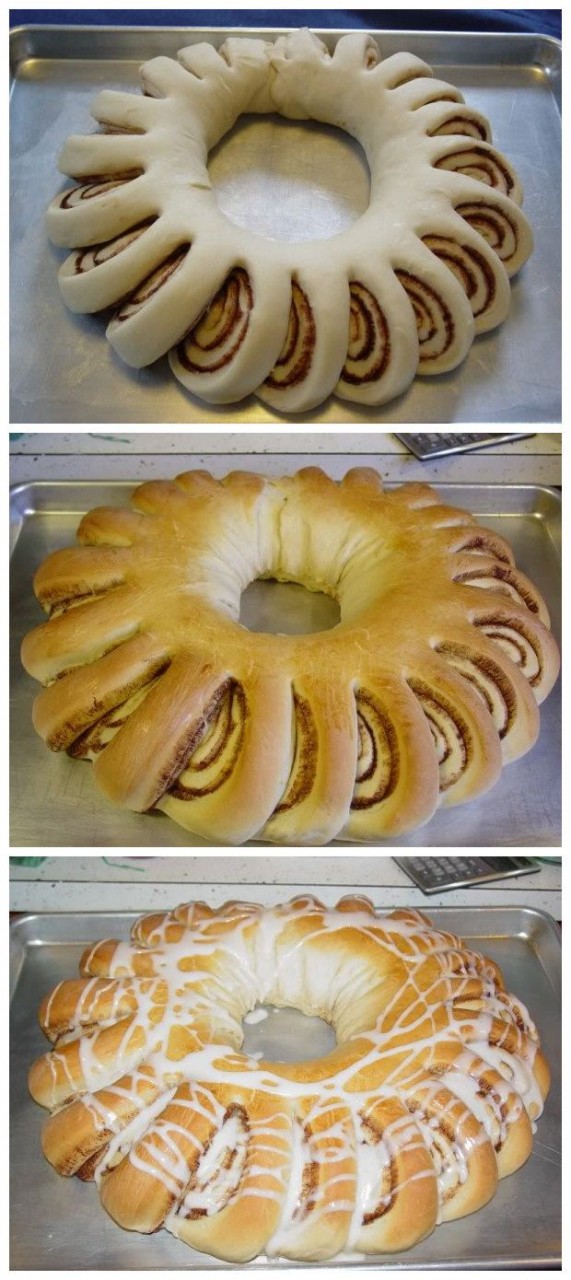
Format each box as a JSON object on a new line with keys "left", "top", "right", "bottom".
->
{"left": 29, "top": 895, "right": 550, "bottom": 1262}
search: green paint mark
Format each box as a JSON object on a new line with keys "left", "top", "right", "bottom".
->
{"left": 88, "top": 433, "right": 132, "bottom": 444}
{"left": 102, "top": 857, "right": 147, "bottom": 871}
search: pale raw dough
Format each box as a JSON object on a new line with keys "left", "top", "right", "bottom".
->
{"left": 47, "top": 32, "right": 533, "bottom": 411}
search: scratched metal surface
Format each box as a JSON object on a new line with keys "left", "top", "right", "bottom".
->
{"left": 9, "top": 27, "right": 561, "bottom": 423}
{"left": 9, "top": 480, "right": 561, "bottom": 848}
{"left": 9, "top": 904, "right": 561, "bottom": 1268}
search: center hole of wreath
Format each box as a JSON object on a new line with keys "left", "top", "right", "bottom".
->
{"left": 239, "top": 579, "right": 341, "bottom": 634}
{"left": 241, "top": 1004, "right": 337, "bottom": 1062}
{"left": 209, "top": 114, "right": 370, "bottom": 241}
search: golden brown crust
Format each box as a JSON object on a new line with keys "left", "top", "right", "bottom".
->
{"left": 21, "top": 469, "right": 559, "bottom": 844}
{"left": 29, "top": 896, "right": 550, "bottom": 1262}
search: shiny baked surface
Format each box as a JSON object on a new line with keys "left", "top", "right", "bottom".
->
{"left": 20, "top": 467, "right": 559, "bottom": 844}
{"left": 29, "top": 895, "right": 550, "bottom": 1263}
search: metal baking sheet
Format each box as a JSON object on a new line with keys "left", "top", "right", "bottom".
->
{"left": 10, "top": 479, "right": 561, "bottom": 848}
{"left": 9, "top": 26, "right": 561, "bottom": 424}
{"left": 9, "top": 904, "right": 562, "bottom": 1270}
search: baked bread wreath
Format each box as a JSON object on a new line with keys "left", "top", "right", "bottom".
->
{"left": 47, "top": 31, "right": 533, "bottom": 412}
{"left": 29, "top": 895, "right": 551, "bottom": 1263}
{"left": 20, "top": 468, "right": 559, "bottom": 845}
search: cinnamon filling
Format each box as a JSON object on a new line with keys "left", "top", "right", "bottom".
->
{"left": 422, "top": 234, "right": 496, "bottom": 318}
{"left": 264, "top": 282, "right": 316, "bottom": 389}
{"left": 428, "top": 113, "right": 488, "bottom": 141}
{"left": 435, "top": 642, "right": 516, "bottom": 738}
{"left": 176, "top": 268, "right": 253, "bottom": 374}
{"left": 395, "top": 269, "right": 454, "bottom": 360}
{"left": 351, "top": 690, "right": 399, "bottom": 809}
{"left": 181, "top": 1103, "right": 249, "bottom": 1218}
{"left": 456, "top": 201, "right": 518, "bottom": 264}
{"left": 74, "top": 220, "right": 155, "bottom": 274}
{"left": 408, "top": 678, "right": 470, "bottom": 789}
{"left": 115, "top": 246, "right": 189, "bottom": 320}
{"left": 454, "top": 534, "right": 512, "bottom": 563}
{"left": 454, "top": 563, "right": 539, "bottom": 613}
{"left": 359, "top": 1112, "right": 397, "bottom": 1224}
{"left": 169, "top": 681, "right": 246, "bottom": 800}
{"left": 60, "top": 174, "right": 142, "bottom": 207}
{"left": 474, "top": 617, "right": 542, "bottom": 684}
{"left": 273, "top": 691, "right": 318, "bottom": 813}
{"left": 68, "top": 677, "right": 163, "bottom": 760}
{"left": 434, "top": 145, "right": 514, "bottom": 197}
{"left": 341, "top": 282, "right": 390, "bottom": 385}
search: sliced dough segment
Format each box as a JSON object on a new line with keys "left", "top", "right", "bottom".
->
{"left": 456, "top": 193, "right": 533, "bottom": 274}
{"left": 28, "top": 1016, "right": 149, "bottom": 1111}
{"left": 434, "top": 140, "right": 522, "bottom": 203}
{"left": 30, "top": 633, "right": 169, "bottom": 750}
{"left": 336, "top": 266, "right": 420, "bottom": 405}
{"left": 434, "top": 632, "right": 540, "bottom": 763}
{"left": 407, "top": 653, "right": 503, "bottom": 807}
{"left": 93, "top": 654, "right": 232, "bottom": 813}
{"left": 394, "top": 236, "right": 475, "bottom": 373}
{"left": 263, "top": 678, "right": 358, "bottom": 845}
{"left": 21, "top": 585, "right": 143, "bottom": 684}
{"left": 258, "top": 268, "right": 351, "bottom": 413}
{"left": 58, "top": 221, "right": 189, "bottom": 315}
{"left": 402, "top": 1081, "right": 499, "bottom": 1220}
{"left": 40, "top": 1067, "right": 163, "bottom": 1178}
{"left": 46, "top": 173, "right": 157, "bottom": 249}
{"left": 38, "top": 975, "right": 153, "bottom": 1041}
{"left": 352, "top": 1095, "right": 438, "bottom": 1252}
{"left": 453, "top": 553, "right": 551, "bottom": 625}
{"left": 169, "top": 1085, "right": 293, "bottom": 1263}
{"left": 472, "top": 608, "right": 560, "bottom": 702}
{"left": 344, "top": 674, "right": 440, "bottom": 840}
{"left": 171, "top": 260, "right": 292, "bottom": 404}
{"left": 270, "top": 1097, "right": 357, "bottom": 1261}
{"left": 421, "top": 229, "right": 511, "bottom": 334}
{"left": 159, "top": 672, "right": 295, "bottom": 843}
{"left": 32, "top": 544, "right": 131, "bottom": 609}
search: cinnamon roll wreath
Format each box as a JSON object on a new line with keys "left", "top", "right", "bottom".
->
{"left": 47, "top": 31, "right": 533, "bottom": 412}
{"left": 29, "top": 896, "right": 550, "bottom": 1263}
{"left": 20, "top": 468, "right": 559, "bottom": 845}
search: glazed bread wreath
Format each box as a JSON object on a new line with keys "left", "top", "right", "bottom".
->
{"left": 29, "top": 895, "right": 550, "bottom": 1263}
{"left": 21, "top": 468, "right": 559, "bottom": 845}
{"left": 47, "top": 31, "right": 533, "bottom": 412}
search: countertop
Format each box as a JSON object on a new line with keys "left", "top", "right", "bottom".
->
{"left": 9, "top": 855, "right": 562, "bottom": 918}
{"left": 9, "top": 430, "right": 562, "bottom": 486}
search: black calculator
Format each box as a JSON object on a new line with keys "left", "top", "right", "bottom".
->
{"left": 394, "top": 856, "right": 539, "bottom": 895}
{"left": 395, "top": 433, "right": 534, "bottom": 460}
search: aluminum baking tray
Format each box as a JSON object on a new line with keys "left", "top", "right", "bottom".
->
{"left": 10, "top": 479, "right": 561, "bottom": 848}
{"left": 9, "top": 26, "right": 561, "bottom": 425}
{"left": 9, "top": 904, "right": 562, "bottom": 1270}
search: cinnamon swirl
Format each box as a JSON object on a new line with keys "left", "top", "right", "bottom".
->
{"left": 20, "top": 468, "right": 559, "bottom": 845}
{"left": 29, "top": 895, "right": 551, "bottom": 1262}
{"left": 48, "top": 31, "right": 533, "bottom": 411}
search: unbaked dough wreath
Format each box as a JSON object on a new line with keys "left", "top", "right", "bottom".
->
{"left": 29, "top": 895, "right": 550, "bottom": 1263}
{"left": 47, "top": 31, "right": 533, "bottom": 411}
{"left": 20, "top": 468, "right": 559, "bottom": 845}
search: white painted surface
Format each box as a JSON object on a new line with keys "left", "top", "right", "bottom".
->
{"left": 9, "top": 430, "right": 562, "bottom": 485}
{"left": 9, "top": 854, "right": 562, "bottom": 918}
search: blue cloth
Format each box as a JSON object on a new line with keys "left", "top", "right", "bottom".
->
{"left": 9, "top": 10, "right": 562, "bottom": 38}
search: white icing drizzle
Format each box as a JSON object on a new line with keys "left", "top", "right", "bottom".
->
{"left": 33, "top": 897, "right": 547, "bottom": 1261}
